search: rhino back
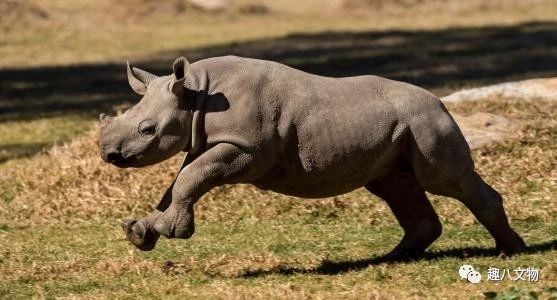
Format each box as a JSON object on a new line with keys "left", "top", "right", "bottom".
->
{"left": 193, "top": 56, "right": 449, "bottom": 197}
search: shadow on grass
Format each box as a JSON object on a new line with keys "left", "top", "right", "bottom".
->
{"left": 0, "top": 142, "right": 49, "bottom": 163}
{"left": 1, "top": 21, "right": 557, "bottom": 123}
{"left": 1, "top": 21, "right": 556, "bottom": 163}
{"left": 239, "top": 239, "right": 557, "bottom": 277}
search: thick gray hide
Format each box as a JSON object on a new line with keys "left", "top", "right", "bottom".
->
{"left": 100, "top": 56, "right": 525, "bottom": 259}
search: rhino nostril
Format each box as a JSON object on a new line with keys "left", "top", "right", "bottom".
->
{"left": 106, "top": 151, "right": 123, "bottom": 163}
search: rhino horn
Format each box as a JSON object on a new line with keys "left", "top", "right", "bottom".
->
{"left": 99, "top": 113, "right": 113, "bottom": 126}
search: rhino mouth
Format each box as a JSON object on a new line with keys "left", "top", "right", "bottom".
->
{"left": 111, "top": 154, "right": 138, "bottom": 168}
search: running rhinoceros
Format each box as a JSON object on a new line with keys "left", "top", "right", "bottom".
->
{"left": 99, "top": 56, "right": 525, "bottom": 259}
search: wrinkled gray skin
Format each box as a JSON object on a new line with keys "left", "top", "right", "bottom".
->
{"left": 99, "top": 56, "right": 525, "bottom": 259}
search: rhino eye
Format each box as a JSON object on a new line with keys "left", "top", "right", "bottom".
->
{"left": 138, "top": 120, "right": 156, "bottom": 138}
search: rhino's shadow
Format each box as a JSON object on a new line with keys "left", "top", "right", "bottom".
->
{"left": 239, "top": 239, "right": 557, "bottom": 277}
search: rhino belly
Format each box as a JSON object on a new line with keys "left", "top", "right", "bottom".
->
{"left": 252, "top": 139, "right": 402, "bottom": 198}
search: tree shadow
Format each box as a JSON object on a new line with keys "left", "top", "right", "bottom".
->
{"left": 239, "top": 239, "right": 557, "bottom": 277}
{"left": 0, "top": 142, "right": 49, "bottom": 163}
{"left": 1, "top": 21, "right": 557, "bottom": 123}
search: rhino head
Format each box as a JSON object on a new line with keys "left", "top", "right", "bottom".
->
{"left": 99, "top": 57, "right": 192, "bottom": 168}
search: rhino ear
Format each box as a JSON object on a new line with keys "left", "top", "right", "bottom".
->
{"left": 171, "top": 56, "right": 191, "bottom": 97}
{"left": 127, "top": 61, "right": 157, "bottom": 95}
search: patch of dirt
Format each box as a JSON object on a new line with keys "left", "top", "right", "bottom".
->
{"left": 452, "top": 112, "right": 521, "bottom": 150}
{"left": 112, "top": 0, "right": 268, "bottom": 17}
{"left": 442, "top": 77, "right": 557, "bottom": 103}
{"left": 185, "top": 0, "right": 230, "bottom": 12}
{"left": 442, "top": 77, "right": 557, "bottom": 149}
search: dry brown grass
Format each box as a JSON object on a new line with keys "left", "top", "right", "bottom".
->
{"left": 337, "top": 0, "right": 548, "bottom": 11}
{"left": 448, "top": 99, "right": 557, "bottom": 223}
{"left": 0, "top": 91, "right": 555, "bottom": 299}
{"left": 1, "top": 2, "right": 556, "bottom": 297}
{"left": 0, "top": 127, "right": 392, "bottom": 226}
{"left": 0, "top": 0, "right": 49, "bottom": 32}
{"left": 1, "top": 0, "right": 556, "bottom": 68}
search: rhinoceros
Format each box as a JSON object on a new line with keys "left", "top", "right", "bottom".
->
{"left": 99, "top": 56, "right": 525, "bottom": 260}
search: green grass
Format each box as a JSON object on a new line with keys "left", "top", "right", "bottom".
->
{"left": 0, "top": 115, "right": 93, "bottom": 166}
{"left": 1, "top": 219, "right": 555, "bottom": 299}
{"left": 1, "top": 1, "right": 556, "bottom": 298}
{"left": 0, "top": 98, "right": 555, "bottom": 299}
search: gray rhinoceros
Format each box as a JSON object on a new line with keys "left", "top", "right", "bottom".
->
{"left": 99, "top": 56, "right": 525, "bottom": 260}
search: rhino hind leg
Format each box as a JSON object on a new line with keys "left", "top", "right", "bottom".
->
{"left": 407, "top": 112, "right": 526, "bottom": 255}
{"left": 419, "top": 170, "right": 526, "bottom": 255}
{"left": 365, "top": 169, "right": 442, "bottom": 261}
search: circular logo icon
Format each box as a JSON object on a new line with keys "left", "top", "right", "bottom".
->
{"left": 459, "top": 264, "right": 475, "bottom": 280}
{"left": 467, "top": 270, "right": 482, "bottom": 284}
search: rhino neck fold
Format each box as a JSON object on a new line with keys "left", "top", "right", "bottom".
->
{"left": 184, "top": 70, "right": 209, "bottom": 156}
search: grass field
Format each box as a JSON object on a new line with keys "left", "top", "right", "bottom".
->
{"left": 1, "top": 0, "right": 557, "bottom": 298}
{"left": 1, "top": 98, "right": 555, "bottom": 299}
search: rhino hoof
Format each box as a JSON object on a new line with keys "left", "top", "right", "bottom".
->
{"left": 121, "top": 219, "right": 159, "bottom": 251}
{"left": 121, "top": 219, "right": 137, "bottom": 234}
{"left": 496, "top": 240, "right": 527, "bottom": 256}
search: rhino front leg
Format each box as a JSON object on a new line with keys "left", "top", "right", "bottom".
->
{"left": 121, "top": 213, "right": 161, "bottom": 251}
{"left": 151, "top": 143, "right": 256, "bottom": 239}
{"left": 122, "top": 180, "right": 192, "bottom": 250}
{"left": 122, "top": 155, "right": 196, "bottom": 251}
